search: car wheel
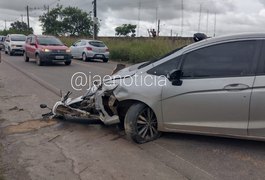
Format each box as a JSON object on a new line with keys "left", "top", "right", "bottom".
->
{"left": 124, "top": 103, "right": 161, "bottom": 144}
{"left": 24, "top": 52, "right": 29, "bottom": 62}
{"left": 36, "top": 54, "right": 43, "bottom": 66}
{"left": 103, "top": 58, "right": 109, "bottom": 63}
{"left": 65, "top": 61, "right": 71, "bottom": 66}
{"left": 82, "top": 53, "right": 88, "bottom": 62}
{"left": 5, "top": 51, "right": 7, "bottom": 54}
{"left": 8, "top": 48, "right": 13, "bottom": 56}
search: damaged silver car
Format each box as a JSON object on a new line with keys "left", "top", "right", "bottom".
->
{"left": 42, "top": 33, "right": 265, "bottom": 144}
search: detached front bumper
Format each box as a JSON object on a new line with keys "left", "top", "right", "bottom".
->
{"left": 95, "top": 90, "right": 120, "bottom": 125}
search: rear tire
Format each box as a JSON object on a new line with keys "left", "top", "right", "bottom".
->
{"left": 82, "top": 53, "right": 88, "bottom": 62}
{"left": 65, "top": 61, "right": 71, "bottom": 66}
{"left": 103, "top": 58, "right": 109, "bottom": 63}
{"left": 124, "top": 103, "right": 161, "bottom": 144}
{"left": 36, "top": 54, "right": 43, "bottom": 66}
{"left": 24, "top": 52, "right": 29, "bottom": 62}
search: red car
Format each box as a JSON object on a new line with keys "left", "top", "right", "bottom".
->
{"left": 24, "top": 35, "right": 72, "bottom": 66}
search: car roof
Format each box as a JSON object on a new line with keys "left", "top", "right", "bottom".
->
{"left": 185, "top": 33, "right": 265, "bottom": 51}
{"left": 9, "top": 34, "right": 26, "bottom": 36}
{"left": 81, "top": 39, "right": 103, "bottom": 43}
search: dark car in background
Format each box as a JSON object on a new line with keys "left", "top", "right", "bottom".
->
{"left": 24, "top": 35, "right": 72, "bottom": 66}
{"left": 0, "top": 36, "right": 6, "bottom": 51}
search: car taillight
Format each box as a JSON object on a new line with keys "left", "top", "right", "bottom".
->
{"left": 86, "top": 47, "right": 92, "bottom": 51}
{"left": 106, "top": 48, "right": 109, "bottom": 52}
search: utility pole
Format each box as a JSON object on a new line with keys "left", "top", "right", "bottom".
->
{"left": 181, "top": 0, "right": 184, "bottom": 36}
{"left": 93, "top": 0, "right": 97, "bottom": 40}
{"left": 214, "top": 12, "right": 217, "bottom": 37}
{"left": 26, "top": 6, "right": 30, "bottom": 29}
{"left": 21, "top": 15, "right": 24, "bottom": 22}
{"left": 4, "top": 20, "right": 6, "bottom": 30}
{"left": 198, "top": 4, "right": 202, "bottom": 32}
{"left": 157, "top": 19, "right": 160, "bottom": 37}
{"left": 206, "top": 10, "right": 209, "bottom": 35}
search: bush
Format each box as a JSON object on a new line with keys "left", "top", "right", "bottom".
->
{"left": 60, "top": 37, "right": 192, "bottom": 63}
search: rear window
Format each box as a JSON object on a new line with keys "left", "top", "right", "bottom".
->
{"left": 11, "top": 36, "right": 26, "bottom": 41}
{"left": 89, "top": 41, "right": 106, "bottom": 47}
{"left": 38, "top": 37, "right": 63, "bottom": 46}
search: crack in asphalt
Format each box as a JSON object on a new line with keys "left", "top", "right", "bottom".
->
{"left": 53, "top": 141, "right": 82, "bottom": 180}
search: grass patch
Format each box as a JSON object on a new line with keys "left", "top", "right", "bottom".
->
{"left": 60, "top": 37, "right": 192, "bottom": 63}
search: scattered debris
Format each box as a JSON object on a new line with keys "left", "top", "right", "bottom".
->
{"left": 8, "top": 106, "right": 19, "bottom": 111}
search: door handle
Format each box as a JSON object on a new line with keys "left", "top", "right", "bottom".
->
{"left": 224, "top": 84, "right": 250, "bottom": 91}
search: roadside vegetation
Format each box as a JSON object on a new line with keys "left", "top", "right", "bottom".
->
{"left": 61, "top": 37, "right": 192, "bottom": 63}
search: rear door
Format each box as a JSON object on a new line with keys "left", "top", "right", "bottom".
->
{"left": 249, "top": 40, "right": 265, "bottom": 137}
{"left": 162, "top": 40, "right": 260, "bottom": 136}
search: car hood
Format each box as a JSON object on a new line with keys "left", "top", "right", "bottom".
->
{"left": 11, "top": 41, "right": 25, "bottom": 45}
{"left": 111, "top": 62, "right": 146, "bottom": 79}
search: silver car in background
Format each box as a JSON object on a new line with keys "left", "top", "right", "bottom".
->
{"left": 5, "top": 34, "right": 26, "bottom": 55}
{"left": 70, "top": 39, "right": 110, "bottom": 62}
{"left": 0, "top": 36, "right": 6, "bottom": 51}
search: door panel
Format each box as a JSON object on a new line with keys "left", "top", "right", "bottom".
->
{"left": 162, "top": 77, "right": 254, "bottom": 136}
{"left": 162, "top": 40, "right": 259, "bottom": 136}
{"left": 249, "top": 76, "right": 265, "bottom": 137}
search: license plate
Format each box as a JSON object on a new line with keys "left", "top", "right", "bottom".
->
{"left": 55, "top": 56, "right": 64, "bottom": 60}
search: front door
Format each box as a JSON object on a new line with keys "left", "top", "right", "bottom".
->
{"left": 162, "top": 40, "right": 260, "bottom": 136}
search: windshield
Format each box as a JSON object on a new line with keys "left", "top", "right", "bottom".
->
{"left": 11, "top": 36, "right": 26, "bottom": 41}
{"left": 38, "top": 37, "right": 64, "bottom": 46}
{"left": 89, "top": 41, "right": 106, "bottom": 47}
{"left": 138, "top": 46, "right": 185, "bottom": 69}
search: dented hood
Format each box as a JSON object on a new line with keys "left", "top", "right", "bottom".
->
{"left": 111, "top": 62, "right": 146, "bottom": 79}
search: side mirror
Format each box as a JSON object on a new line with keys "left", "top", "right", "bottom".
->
{"left": 167, "top": 69, "right": 183, "bottom": 86}
{"left": 30, "top": 43, "right": 36, "bottom": 46}
{"left": 6, "top": 40, "right": 10, "bottom": 42}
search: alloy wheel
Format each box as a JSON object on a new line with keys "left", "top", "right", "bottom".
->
{"left": 136, "top": 107, "right": 159, "bottom": 141}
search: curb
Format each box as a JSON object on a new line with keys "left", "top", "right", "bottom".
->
{"left": 2, "top": 57, "right": 62, "bottom": 97}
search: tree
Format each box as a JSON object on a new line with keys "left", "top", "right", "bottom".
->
{"left": 39, "top": 6, "right": 94, "bottom": 36}
{"left": 1, "top": 21, "right": 34, "bottom": 35}
{"left": 115, "top": 24, "right": 137, "bottom": 37}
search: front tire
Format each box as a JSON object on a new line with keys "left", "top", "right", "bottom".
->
{"left": 65, "top": 61, "right": 71, "bottom": 66}
{"left": 124, "top": 103, "right": 161, "bottom": 144}
{"left": 24, "top": 52, "right": 29, "bottom": 62}
{"left": 36, "top": 54, "right": 43, "bottom": 66}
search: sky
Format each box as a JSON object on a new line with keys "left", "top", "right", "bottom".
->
{"left": 1, "top": 0, "right": 265, "bottom": 37}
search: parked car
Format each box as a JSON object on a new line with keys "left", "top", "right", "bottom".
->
{"left": 50, "top": 33, "right": 265, "bottom": 144}
{"left": 0, "top": 36, "right": 6, "bottom": 51}
{"left": 24, "top": 35, "right": 72, "bottom": 66}
{"left": 70, "top": 40, "right": 109, "bottom": 62}
{"left": 5, "top": 34, "right": 26, "bottom": 55}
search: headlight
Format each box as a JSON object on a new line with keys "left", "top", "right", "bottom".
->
{"left": 66, "top": 49, "right": 71, "bottom": 53}
{"left": 42, "top": 49, "right": 50, "bottom": 52}
{"left": 11, "top": 45, "right": 16, "bottom": 48}
{"left": 103, "top": 82, "right": 119, "bottom": 91}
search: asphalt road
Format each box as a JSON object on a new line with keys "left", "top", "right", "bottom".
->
{"left": 2, "top": 53, "right": 265, "bottom": 180}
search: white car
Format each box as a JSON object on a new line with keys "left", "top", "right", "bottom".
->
{"left": 5, "top": 34, "right": 26, "bottom": 56}
{"left": 70, "top": 39, "right": 110, "bottom": 62}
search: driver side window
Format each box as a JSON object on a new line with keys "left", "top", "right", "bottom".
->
{"left": 147, "top": 56, "right": 182, "bottom": 76}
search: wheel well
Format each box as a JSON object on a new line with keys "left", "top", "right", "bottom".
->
{"left": 117, "top": 100, "right": 151, "bottom": 121}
